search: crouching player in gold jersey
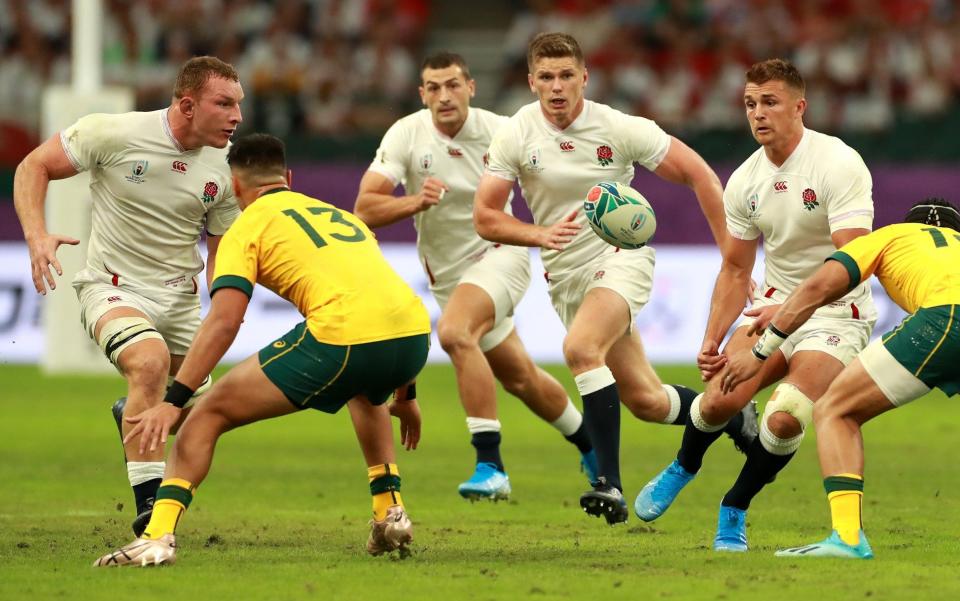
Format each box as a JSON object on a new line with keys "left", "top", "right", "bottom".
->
{"left": 94, "top": 134, "right": 431, "bottom": 566}
{"left": 721, "top": 198, "right": 960, "bottom": 559}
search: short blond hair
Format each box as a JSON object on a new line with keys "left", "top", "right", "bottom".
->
{"left": 527, "top": 32, "right": 583, "bottom": 71}
{"left": 174, "top": 56, "right": 239, "bottom": 99}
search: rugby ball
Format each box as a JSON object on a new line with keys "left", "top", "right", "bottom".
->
{"left": 583, "top": 182, "right": 656, "bottom": 249}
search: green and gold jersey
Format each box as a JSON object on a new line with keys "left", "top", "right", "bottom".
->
{"left": 830, "top": 222, "right": 960, "bottom": 313}
{"left": 211, "top": 188, "right": 430, "bottom": 345}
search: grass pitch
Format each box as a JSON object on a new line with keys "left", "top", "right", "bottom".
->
{"left": 1, "top": 364, "right": 959, "bottom": 600}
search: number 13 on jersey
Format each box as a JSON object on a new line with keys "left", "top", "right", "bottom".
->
{"left": 283, "top": 206, "right": 367, "bottom": 248}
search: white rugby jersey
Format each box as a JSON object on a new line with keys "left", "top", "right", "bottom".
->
{"left": 725, "top": 128, "right": 876, "bottom": 320}
{"left": 368, "top": 107, "right": 513, "bottom": 287}
{"left": 60, "top": 109, "right": 239, "bottom": 291}
{"left": 486, "top": 100, "right": 670, "bottom": 275}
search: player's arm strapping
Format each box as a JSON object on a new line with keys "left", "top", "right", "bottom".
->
{"left": 721, "top": 259, "right": 855, "bottom": 392}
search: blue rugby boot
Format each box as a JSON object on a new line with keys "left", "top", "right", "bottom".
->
{"left": 458, "top": 462, "right": 511, "bottom": 501}
{"left": 580, "top": 449, "right": 600, "bottom": 485}
{"left": 714, "top": 504, "right": 749, "bottom": 552}
{"left": 579, "top": 477, "right": 628, "bottom": 525}
{"left": 633, "top": 459, "right": 695, "bottom": 522}
{"left": 775, "top": 530, "right": 874, "bottom": 559}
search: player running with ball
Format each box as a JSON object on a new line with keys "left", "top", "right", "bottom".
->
{"left": 356, "top": 52, "right": 596, "bottom": 501}
{"left": 474, "top": 32, "right": 756, "bottom": 524}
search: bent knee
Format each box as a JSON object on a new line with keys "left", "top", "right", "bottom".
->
{"left": 562, "top": 338, "right": 605, "bottom": 373}
{"left": 437, "top": 319, "right": 480, "bottom": 355}
{"left": 765, "top": 410, "right": 802, "bottom": 439}
{"left": 121, "top": 352, "right": 170, "bottom": 387}
{"left": 697, "top": 393, "right": 743, "bottom": 425}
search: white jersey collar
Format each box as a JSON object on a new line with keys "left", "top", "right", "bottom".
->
{"left": 765, "top": 127, "right": 809, "bottom": 171}
{"left": 427, "top": 107, "right": 474, "bottom": 142}
{"left": 538, "top": 98, "right": 590, "bottom": 134}
{"left": 161, "top": 108, "right": 187, "bottom": 153}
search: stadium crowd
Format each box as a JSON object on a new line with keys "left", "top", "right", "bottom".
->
{"left": 1, "top": 0, "right": 959, "bottom": 154}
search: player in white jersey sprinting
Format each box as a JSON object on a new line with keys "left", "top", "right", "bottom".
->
{"left": 355, "top": 52, "right": 597, "bottom": 500}
{"left": 13, "top": 56, "right": 243, "bottom": 536}
{"left": 633, "top": 59, "right": 876, "bottom": 552}
{"left": 474, "top": 32, "right": 757, "bottom": 524}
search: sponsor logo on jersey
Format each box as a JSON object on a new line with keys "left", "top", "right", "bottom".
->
{"left": 559, "top": 140, "right": 575, "bottom": 152}
{"left": 201, "top": 181, "right": 219, "bottom": 204}
{"left": 597, "top": 145, "right": 613, "bottom": 166}
{"left": 773, "top": 181, "right": 788, "bottom": 192}
{"left": 748, "top": 193, "right": 759, "bottom": 215}
{"left": 106, "top": 296, "right": 122, "bottom": 303}
{"left": 825, "top": 334, "right": 840, "bottom": 346}
{"left": 482, "top": 152, "right": 489, "bottom": 167}
{"left": 125, "top": 160, "right": 149, "bottom": 184}
{"left": 802, "top": 188, "right": 819, "bottom": 211}
{"left": 171, "top": 160, "right": 188, "bottom": 173}
{"left": 526, "top": 148, "right": 544, "bottom": 173}
{"left": 447, "top": 146, "right": 463, "bottom": 157}
{"left": 593, "top": 270, "right": 606, "bottom": 280}
{"left": 418, "top": 153, "right": 433, "bottom": 174}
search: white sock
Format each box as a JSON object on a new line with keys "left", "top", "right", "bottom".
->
{"left": 466, "top": 417, "right": 501, "bottom": 434}
{"left": 574, "top": 366, "right": 616, "bottom": 395}
{"left": 662, "top": 385, "right": 681, "bottom": 424}
{"left": 127, "top": 461, "right": 165, "bottom": 487}
{"left": 549, "top": 399, "right": 583, "bottom": 436}
{"left": 689, "top": 394, "right": 725, "bottom": 433}
{"left": 759, "top": 418, "right": 804, "bottom": 455}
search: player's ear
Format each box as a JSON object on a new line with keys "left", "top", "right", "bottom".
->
{"left": 795, "top": 97, "right": 807, "bottom": 118}
{"left": 285, "top": 168, "right": 293, "bottom": 188}
{"left": 418, "top": 86, "right": 426, "bottom": 106}
{"left": 468, "top": 78, "right": 476, "bottom": 98}
{"left": 178, "top": 95, "right": 195, "bottom": 118}
{"left": 230, "top": 173, "right": 245, "bottom": 203}
{"left": 582, "top": 67, "right": 589, "bottom": 88}
{"left": 527, "top": 72, "right": 535, "bottom": 93}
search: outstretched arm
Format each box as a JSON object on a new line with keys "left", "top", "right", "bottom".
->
{"left": 125, "top": 287, "right": 250, "bottom": 452}
{"left": 721, "top": 260, "right": 853, "bottom": 392}
{"left": 14, "top": 133, "right": 81, "bottom": 294}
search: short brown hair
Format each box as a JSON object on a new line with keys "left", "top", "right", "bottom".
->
{"left": 174, "top": 56, "right": 239, "bottom": 99}
{"left": 527, "top": 32, "right": 583, "bottom": 71}
{"left": 421, "top": 51, "right": 472, "bottom": 80}
{"left": 745, "top": 59, "right": 805, "bottom": 95}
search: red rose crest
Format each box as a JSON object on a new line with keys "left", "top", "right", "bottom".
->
{"left": 202, "top": 181, "right": 219, "bottom": 204}
{"left": 802, "top": 188, "right": 819, "bottom": 211}
{"left": 597, "top": 145, "right": 614, "bottom": 167}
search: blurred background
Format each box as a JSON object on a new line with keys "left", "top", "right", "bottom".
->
{"left": 1, "top": 0, "right": 959, "bottom": 365}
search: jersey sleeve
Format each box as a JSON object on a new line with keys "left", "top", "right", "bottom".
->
{"left": 723, "top": 170, "right": 760, "bottom": 240}
{"left": 616, "top": 112, "right": 671, "bottom": 171}
{"left": 59, "top": 113, "right": 123, "bottom": 172}
{"left": 206, "top": 180, "right": 241, "bottom": 236}
{"left": 485, "top": 120, "right": 521, "bottom": 182}
{"left": 822, "top": 147, "right": 874, "bottom": 233}
{"left": 827, "top": 226, "right": 896, "bottom": 290}
{"left": 368, "top": 119, "right": 410, "bottom": 186}
{"left": 210, "top": 210, "right": 263, "bottom": 298}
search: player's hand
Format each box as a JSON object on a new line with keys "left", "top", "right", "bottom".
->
{"left": 124, "top": 403, "right": 182, "bottom": 454}
{"left": 697, "top": 339, "right": 726, "bottom": 382}
{"left": 26, "top": 232, "right": 80, "bottom": 295}
{"left": 744, "top": 304, "right": 781, "bottom": 336}
{"left": 414, "top": 177, "right": 448, "bottom": 212}
{"left": 540, "top": 209, "right": 581, "bottom": 251}
{"left": 720, "top": 350, "right": 763, "bottom": 394}
{"left": 388, "top": 398, "right": 421, "bottom": 450}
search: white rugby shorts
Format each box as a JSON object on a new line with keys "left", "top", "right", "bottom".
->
{"left": 73, "top": 268, "right": 201, "bottom": 358}
{"left": 431, "top": 244, "right": 530, "bottom": 352}
{"left": 546, "top": 246, "right": 655, "bottom": 329}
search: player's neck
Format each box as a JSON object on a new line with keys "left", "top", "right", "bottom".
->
{"left": 541, "top": 98, "right": 584, "bottom": 131}
{"left": 166, "top": 106, "right": 202, "bottom": 151}
{"left": 763, "top": 127, "right": 804, "bottom": 167}
{"left": 433, "top": 111, "right": 468, "bottom": 139}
